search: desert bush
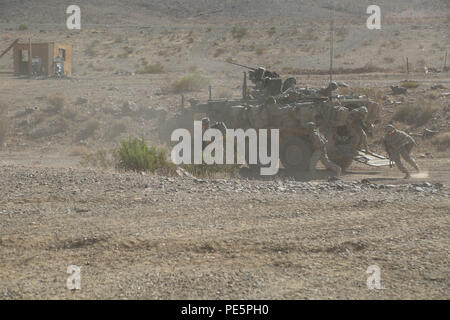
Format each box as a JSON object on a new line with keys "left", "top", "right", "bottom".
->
{"left": 432, "top": 132, "right": 450, "bottom": 151}
{"left": 255, "top": 48, "right": 265, "bottom": 56}
{"left": 136, "top": 60, "right": 165, "bottom": 74}
{"left": 393, "top": 104, "right": 436, "bottom": 126}
{"left": 267, "top": 27, "right": 276, "bottom": 36}
{"left": 384, "top": 57, "right": 395, "bottom": 64}
{"left": 116, "top": 137, "right": 174, "bottom": 172}
{"left": 18, "top": 24, "right": 27, "bottom": 30}
{"left": 232, "top": 26, "right": 247, "bottom": 40}
{"left": 401, "top": 81, "right": 420, "bottom": 89}
{"left": 163, "top": 73, "right": 210, "bottom": 94}
{"left": 214, "top": 48, "right": 225, "bottom": 58}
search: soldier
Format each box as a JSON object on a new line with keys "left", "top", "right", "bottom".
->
{"left": 306, "top": 122, "right": 342, "bottom": 177}
{"left": 346, "top": 106, "right": 370, "bottom": 152}
{"left": 383, "top": 124, "right": 420, "bottom": 179}
{"left": 317, "top": 81, "right": 338, "bottom": 98}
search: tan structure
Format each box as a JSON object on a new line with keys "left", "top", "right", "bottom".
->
{"left": 13, "top": 41, "right": 72, "bottom": 76}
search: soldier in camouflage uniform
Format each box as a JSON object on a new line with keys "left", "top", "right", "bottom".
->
{"left": 383, "top": 124, "right": 420, "bottom": 179}
{"left": 346, "top": 106, "right": 370, "bottom": 152}
{"left": 306, "top": 122, "right": 342, "bottom": 177}
{"left": 317, "top": 81, "right": 338, "bottom": 98}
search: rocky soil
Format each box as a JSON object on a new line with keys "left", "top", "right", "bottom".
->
{"left": 0, "top": 158, "right": 448, "bottom": 299}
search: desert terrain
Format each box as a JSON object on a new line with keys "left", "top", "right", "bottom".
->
{"left": 0, "top": 0, "right": 449, "bottom": 299}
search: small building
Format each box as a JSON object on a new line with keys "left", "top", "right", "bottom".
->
{"left": 13, "top": 41, "right": 72, "bottom": 76}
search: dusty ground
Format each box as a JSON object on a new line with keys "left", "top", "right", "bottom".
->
{"left": 0, "top": 1, "right": 449, "bottom": 300}
{"left": 0, "top": 154, "right": 449, "bottom": 299}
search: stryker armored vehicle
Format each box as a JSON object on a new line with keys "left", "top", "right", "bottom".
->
{"left": 159, "top": 65, "right": 388, "bottom": 171}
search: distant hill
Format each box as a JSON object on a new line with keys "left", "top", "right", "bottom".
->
{"left": 0, "top": 0, "right": 449, "bottom": 24}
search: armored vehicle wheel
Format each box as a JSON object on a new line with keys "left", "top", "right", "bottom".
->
{"left": 280, "top": 136, "right": 312, "bottom": 171}
{"left": 327, "top": 144, "right": 354, "bottom": 171}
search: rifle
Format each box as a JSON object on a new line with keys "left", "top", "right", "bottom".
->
{"left": 226, "top": 61, "right": 257, "bottom": 71}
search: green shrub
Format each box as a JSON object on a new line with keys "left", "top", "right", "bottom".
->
{"left": 18, "top": 24, "right": 27, "bottom": 31}
{"left": 163, "top": 73, "right": 210, "bottom": 94}
{"left": 136, "top": 60, "right": 165, "bottom": 74}
{"left": 255, "top": 48, "right": 265, "bottom": 56}
{"left": 232, "top": 26, "right": 247, "bottom": 40}
{"left": 393, "top": 104, "right": 435, "bottom": 126}
{"left": 400, "top": 81, "right": 420, "bottom": 89}
{"left": 116, "top": 137, "right": 174, "bottom": 172}
{"left": 214, "top": 48, "right": 225, "bottom": 58}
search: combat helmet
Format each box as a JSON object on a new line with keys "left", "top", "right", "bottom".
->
{"left": 357, "top": 106, "right": 368, "bottom": 114}
{"left": 385, "top": 124, "right": 396, "bottom": 133}
{"left": 201, "top": 117, "right": 210, "bottom": 128}
{"left": 328, "top": 81, "right": 338, "bottom": 90}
